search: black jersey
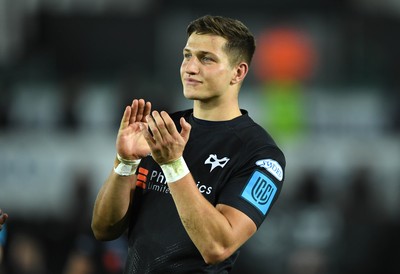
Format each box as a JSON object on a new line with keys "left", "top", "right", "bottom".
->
{"left": 124, "top": 109, "right": 286, "bottom": 274}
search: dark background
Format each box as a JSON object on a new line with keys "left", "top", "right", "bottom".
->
{"left": 0, "top": 1, "right": 399, "bottom": 273}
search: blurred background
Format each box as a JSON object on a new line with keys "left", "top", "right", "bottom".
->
{"left": 0, "top": 0, "right": 400, "bottom": 273}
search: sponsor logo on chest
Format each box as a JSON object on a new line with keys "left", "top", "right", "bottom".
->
{"left": 136, "top": 167, "right": 213, "bottom": 195}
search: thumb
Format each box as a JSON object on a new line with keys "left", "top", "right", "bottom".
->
{"left": 140, "top": 121, "right": 156, "bottom": 146}
{"left": 180, "top": 117, "right": 191, "bottom": 142}
{"left": 119, "top": 106, "right": 131, "bottom": 130}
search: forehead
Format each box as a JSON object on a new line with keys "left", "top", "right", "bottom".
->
{"left": 184, "top": 33, "right": 227, "bottom": 55}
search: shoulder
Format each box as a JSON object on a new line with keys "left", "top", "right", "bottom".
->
{"left": 234, "top": 112, "right": 286, "bottom": 167}
{"left": 233, "top": 111, "right": 278, "bottom": 147}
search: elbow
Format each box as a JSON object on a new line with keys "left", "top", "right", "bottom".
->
{"left": 91, "top": 220, "right": 120, "bottom": 241}
{"left": 92, "top": 229, "right": 113, "bottom": 242}
{"left": 201, "top": 246, "right": 233, "bottom": 265}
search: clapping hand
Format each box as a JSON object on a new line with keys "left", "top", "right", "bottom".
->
{"left": 116, "top": 99, "right": 152, "bottom": 160}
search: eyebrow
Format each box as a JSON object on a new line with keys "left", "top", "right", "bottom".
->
{"left": 183, "top": 48, "right": 216, "bottom": 56}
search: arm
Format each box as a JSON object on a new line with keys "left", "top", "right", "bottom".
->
{"left": 143, "top": 111, "right": 257, "bottom": 264}
{"left": 91, "top": 99, "right": 151, "bottom": 241}
{"left": 169, "top": 177, "right": 257, "bottom": 264}
{"left": 91, "top": 163, "right": 136, "bottom": 241}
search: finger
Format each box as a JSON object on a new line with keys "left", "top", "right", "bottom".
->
{"left": 146, "top": 114, "right": 163, "bottom": 142}
{"left": 129, "top": 99, "right": 139, "bottom": 124}
{"left": 141, "top": 121, "right": 156, "bottom": 147}
{"left": 180, "top": 117, "right": 191, "bottom": 142}
{"left": 119, "top": 106, "right": 131, "bottom": 130}
{"left": 151, "top": 111, "right": 169, "bottom": 138}
{"left": 142, "top": 102, "right": 152, "bottom": 122}
{"left": 160, "top": 111, "right": 178, "bottom": 136}
{"left": 135, "top": 99, "right": 146, "bottom": 122}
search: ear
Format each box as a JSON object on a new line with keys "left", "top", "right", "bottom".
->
{"left": 231, "top": 62, "right": 248, "bottom": 85}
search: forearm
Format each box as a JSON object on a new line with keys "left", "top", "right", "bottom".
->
{"left": 92, "top": 160, "right": 136, "bottom": 240}
{"left": 168, "top": 175, "right": 242, "bottom": 264}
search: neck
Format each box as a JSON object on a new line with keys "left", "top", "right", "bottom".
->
{"left": 193, "top": 99, "right": 241, "bottom": 121}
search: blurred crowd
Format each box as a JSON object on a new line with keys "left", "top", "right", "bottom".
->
{"left": 0, "top": 169, "right": 128, "bottom": 274}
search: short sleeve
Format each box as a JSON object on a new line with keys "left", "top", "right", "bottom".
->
{"left": 216, "top": 146, "right": 285, "bottom": 228}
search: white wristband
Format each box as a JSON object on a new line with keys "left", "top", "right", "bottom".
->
{"left": 114, "top": 154, "right": 141, "bottom": 176}
{"left": 161, "top": 156, "right": 190, "bottom": 183}
{"left": 116, "top": 154, "right": 140, "bottom": 165}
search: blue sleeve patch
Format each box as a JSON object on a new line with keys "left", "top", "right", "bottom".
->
{"left": 241, "top": 171, "right": 277, "bottom": 215}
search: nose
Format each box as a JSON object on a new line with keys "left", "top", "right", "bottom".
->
{"left": 184, "top": 57, "right": 200, "bottom": 75}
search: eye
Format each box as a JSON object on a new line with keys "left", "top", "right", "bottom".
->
{"left": 183, "top": 53, "right": 192, "bottom": 59}
{"left": 201, "top": 56, "right": 214, "bottom": 63}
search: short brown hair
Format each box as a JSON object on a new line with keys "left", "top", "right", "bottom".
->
{"left": 186, "top": 15, "right": 256, "bottom": 66}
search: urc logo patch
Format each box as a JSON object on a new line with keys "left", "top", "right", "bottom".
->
{"left": 241, "top": 171, "right": 277, "bottom": 215}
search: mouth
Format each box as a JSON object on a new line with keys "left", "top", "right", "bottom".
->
{"left": 184, "top": 78, "right": 202, "bottom": 85}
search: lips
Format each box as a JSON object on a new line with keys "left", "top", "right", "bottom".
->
{"left": 184, "top": 78, "right": 202, "bottom": 85}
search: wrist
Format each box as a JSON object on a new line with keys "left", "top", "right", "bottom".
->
{"left": 160, "top": 156, "right": 189, "bottom": 183}
{"left": 114, "top": 154, "right": 141, "bottom": 176}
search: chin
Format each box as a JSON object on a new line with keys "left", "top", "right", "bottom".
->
{"left": 183, "top": 88, "right": 213, "bottom": 101}
{"left": 183, "top": 89, "right": 198, "bottom": 100}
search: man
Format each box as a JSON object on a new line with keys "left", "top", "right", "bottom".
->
{"left": 92, "top": 15, "right": 286, "bottom": 273}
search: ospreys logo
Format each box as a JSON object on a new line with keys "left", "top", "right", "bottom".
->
{"left": 205, "top": 154, "right": 230, "bottom": 172}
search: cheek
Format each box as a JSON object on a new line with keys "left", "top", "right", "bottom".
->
{"left": 208, "top": 69, "right": 231, "bottom": 85}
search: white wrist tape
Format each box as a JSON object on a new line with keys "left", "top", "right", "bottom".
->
{"left": 161, "top": 156, "right": 190, "bottom": 183}
{"left": 114, "top": 154, "right": 141, "bottom": 176}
